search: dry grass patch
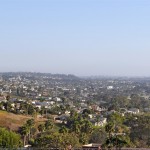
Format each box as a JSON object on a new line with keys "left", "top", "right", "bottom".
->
{"left": 0, "top": 110, "right": 31, "bottom": 131}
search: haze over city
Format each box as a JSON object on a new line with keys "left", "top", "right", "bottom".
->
{"left": 0, "top": 0, "right": 150, "bottom": 76}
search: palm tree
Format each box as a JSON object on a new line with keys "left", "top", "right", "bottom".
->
{"left": 20, "top": 125, "right": 29, "bottom": 146}
{"left": 38, "top": 124, "right": 45, "bottom": 133}
{"left": 26, "top": 119, "right": 35, "bottom": 128}
{"left": 26, "top": 119, "right": 35, "bottom": 140}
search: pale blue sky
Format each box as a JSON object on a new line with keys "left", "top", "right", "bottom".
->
{"left": 0, "top": 0, "right": 150, "bottom": 76}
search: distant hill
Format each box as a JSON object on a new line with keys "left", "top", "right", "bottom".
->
{"left": 0, "top": 72, "right": 79, "bottom": 80}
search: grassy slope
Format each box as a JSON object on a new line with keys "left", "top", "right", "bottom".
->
{"left": 0, "top": 110, "right": 52, "bottom": 132}
{"left": 0, "top": 110, "right": 32, "bottom": 131}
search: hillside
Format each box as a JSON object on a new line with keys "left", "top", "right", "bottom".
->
{"left": 0, "top": 111, "right": 32, "bottom": 131}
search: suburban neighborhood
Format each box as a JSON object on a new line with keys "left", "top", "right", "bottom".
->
{"left": 0, "top": 72, "right": 150, "bottom": 149}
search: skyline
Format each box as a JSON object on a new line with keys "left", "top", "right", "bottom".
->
{"left": 0, "top": 0, "right": 150, "bottom": 76}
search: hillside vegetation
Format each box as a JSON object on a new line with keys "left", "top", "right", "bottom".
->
{"left": 0, "top": 110, "right": 31, "bottom": 131}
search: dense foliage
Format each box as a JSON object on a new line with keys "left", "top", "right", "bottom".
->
{"left": 0, "top": 127, "right": 22, "bottom": 148}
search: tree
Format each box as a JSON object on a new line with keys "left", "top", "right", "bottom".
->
{"left": 81, "top": 119, "right": 93, "bottom": 134}
{"left": 34, "top": 132, "right": 80, "bottom": 148}
{"left": 126, "top": 114, "right": 150, "bottom": 147}
{"left": 26, "top": 119, "right": 35, "bottom": 127}
{"left": 79, "top": 133, "right": 88, "bottom": 144}
{"left": 61, "top": 97, "right": 66, "bottom": 105}
{"left": 147, "top": 137, "right": 150, "bottom": 147}
{"left": 38, "top": 124, "right": 45, "bottom": 133}
{"left": 4, "top": 101, "right": 12, "bottom": 112}
{"left": 107, "top": 112, "right": 125, "bottom": 125}
{"left": 59, "top": 126, "right": 68, "bottom": 134}
{"left": 6, "top": 95, "right": 10, "bottom": 101}
{"left": 26, "top": 119, "right": 35, "bottom": 140}
{"left": 70, "top": 121, "right": 81, "bottom": 134}
{"left": 104, "top": 119, "right": 131, "bottom": 149}
{"left": 20, "top": 103, "right": 35, "bottom": 115}
{"left": 90, "top": 128, "right": 107, "bottom": 144}
{"left": 104, "top": 122, "right": 115, "bottom": 149}
{"left": 20, "top": 125, "right": 29, "bottom": 146}
{"left": 105, "top": 122, "right": 114, "bottom": 139}
{"left": 0, "top": 127, "right": 22, "bottom": 148}
{"left": 45, "top": 120, "right": 53, "bottom": 130}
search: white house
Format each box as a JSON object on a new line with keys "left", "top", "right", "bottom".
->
{"left": 127, "top": 108, "right": 139, "bottom": 114}
{"left": 94, "top": 118, "right": 107, "bottom": 126}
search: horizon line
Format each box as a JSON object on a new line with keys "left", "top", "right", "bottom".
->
{"left": 1, "top": 71, "right": 150, "bottom": 78}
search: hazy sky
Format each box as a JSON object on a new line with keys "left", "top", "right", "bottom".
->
{"left": 0, "top": 0, "right": 150, "bottom": 76}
